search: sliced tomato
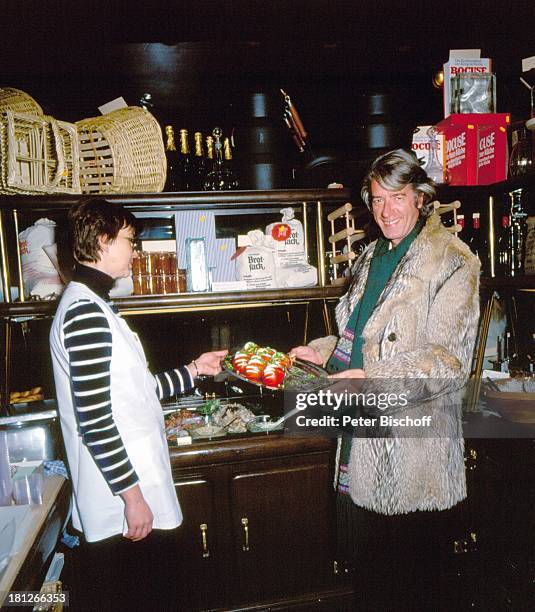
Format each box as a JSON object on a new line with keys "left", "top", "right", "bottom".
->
{"left": 262, "top": 364, "right": 285, "bottom": 388}
{"left": 257, "top": 347, "right": 276, "bottom": 362}
{"left": 245, "top": 355, "right": 266, "bottom": 381}
{"left": 245, "top": 364, "right": 263, "bottom": 381}
{"left": 271, "top": 352, "right": 292, "bottom": 370}
{"left": 232, "top": 352, "right": 250, "bottom": 374}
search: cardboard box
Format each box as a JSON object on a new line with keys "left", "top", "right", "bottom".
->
{"left": 443, "top": 50, "right": 492, "bottom": 117}
{"left": 435, "top": 113, "right": 510, "bottom": 185}
{"left": 174, "top": 210, "right": 217, "bottom": 269}
{"left": 411, "top": 126, "right": 447, "bottom": 181}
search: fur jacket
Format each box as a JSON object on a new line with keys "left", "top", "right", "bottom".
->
{"left": 310, "top": 213, "right": 480, "bottom": 514}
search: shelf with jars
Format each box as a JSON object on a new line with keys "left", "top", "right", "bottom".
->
{"left": 0, "top": 188, "right": 353, "bottom": 317}
{"left": 0, "top": 188, "right": 356, "bottom": 408}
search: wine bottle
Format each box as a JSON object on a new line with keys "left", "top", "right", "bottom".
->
{"left": 468, "top": 212, "right": 488, "bottom": 274}
{"left": 191, "top": 132, "right": 207, "bottom": 191}
{"left": 164, "top": 126, "right": 180, "bottom": 192}
{"left": 496, "top": 214, "right": 510, "bottom": 276}
{"left": 206, "top": 135, "right": 214, "bottom": 165}
{"left": 204, "top": 128, "right": 238, "bottom": 191}
{"left": 223, "top": 137, "right": 239, "bottom": 189}
{"left": 178, "top": 128, "right": 192, "bottom": 190}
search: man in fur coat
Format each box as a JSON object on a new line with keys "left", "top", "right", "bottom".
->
{"left": 291, "top": 148, "right": 480, "bottom": 609}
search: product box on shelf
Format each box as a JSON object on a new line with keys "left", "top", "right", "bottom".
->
{"left": 411, "top": 126, "right": 447, "bottom": 181}
{"left": 443, "top": 50, "right": 492, "bottom": 118}
{"left": 434, "top": 113, "right": 510, "bottom": 186}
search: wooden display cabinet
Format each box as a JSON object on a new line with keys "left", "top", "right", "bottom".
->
{"left": 169, "top": 436, "right": 341, "bottom": 610}
{"left": 1, "top": 182, "right": 533, "bottom": 609}
{"left": 0, "top": 188, "right": 354, "bottom": 406}
{"left": 0, "top": 189, "right": 354, "bottom": 609}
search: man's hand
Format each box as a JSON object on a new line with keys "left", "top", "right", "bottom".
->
{"left": 191, "top": 350, "right": 228, "bottom": 377}
{"left": 329, "top": 368, "right": 367, "bottom": 379}
{"left": 289, "top": 345, "right": 323, "bottom": 365}
{"left": 121, "top": 485, "right": 154, "bottom": 541}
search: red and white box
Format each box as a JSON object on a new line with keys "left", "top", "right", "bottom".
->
{"left": 434, "top": 113, "right": 510, "bottom": 186}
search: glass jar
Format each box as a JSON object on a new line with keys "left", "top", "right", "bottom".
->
{"left": 509, "top": 128, "right": 533, "bottom": 177}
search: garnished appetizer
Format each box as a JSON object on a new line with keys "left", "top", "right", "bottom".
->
{"left": 225, "top": 342, "right": 295, "bottom": 389}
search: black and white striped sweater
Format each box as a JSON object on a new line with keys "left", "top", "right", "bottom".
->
{"left": 62, "top": 265, "right": 194, "bottom": 495}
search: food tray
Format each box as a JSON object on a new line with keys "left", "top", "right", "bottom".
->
{"left": 189, "top": 425, "right": 226, "bottom": 439}
{"left": 223, "top": 355, "right": 327, "bottom": 391}
{"left": 247, "top": 415, "right": 284, "bottom": 433}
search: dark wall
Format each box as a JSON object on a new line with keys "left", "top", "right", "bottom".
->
{"left": 1, "top": 1, "right": 534, "bottom": 189}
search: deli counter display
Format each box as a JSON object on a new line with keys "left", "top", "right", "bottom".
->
{"left": 0, "top": 189, "right": 356, "bottom": 609}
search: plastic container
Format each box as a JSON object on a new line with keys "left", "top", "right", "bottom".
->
{"left": 0, "top": 432, "right": 13, "bottom": 506}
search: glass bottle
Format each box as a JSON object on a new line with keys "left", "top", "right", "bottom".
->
{"left": 178, "top": 128, "right": 192, "bottom": 190}
{"left": 468, "top": 212, "right": 488, "bottom": 274}
{"left": 204, "top": 128, "right": 238, "bottom": 191}
{"left": 191, "top": 132, "right": 207, "bottom": 191}
{"left": 508, "top": 189, "right": 528, "bottom": 275}
{"left": 163, "top": 126, "right": 180, "bottom": 192}
{"left": 509, "top": 128, "right": 533, "bottom": 178}
{"left": 139, "top": 93, "right": 154, "bottom": 111}
{"left": 223, "top": 137, "right": 239, "bottom": 189}
{"left": 206, "top": 135, "right": 215, "bottom": 166}
{"left": 456, "top": 213, "right": 465, "bottom": 234}
{"left": 496, "top": 214, "right": 510, "bottom": 276}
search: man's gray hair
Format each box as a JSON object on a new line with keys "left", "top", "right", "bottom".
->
{"left": 361, "top": 149, "right": 437, "bottom": 217}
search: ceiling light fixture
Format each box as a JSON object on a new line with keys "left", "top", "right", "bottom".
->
{"left": 432, "top": 70, "right": 444, "bottom": 89}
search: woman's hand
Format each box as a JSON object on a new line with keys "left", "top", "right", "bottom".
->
{"left": 191, "top": 350, "right": 228, "bottom": 377}
{"left": 121, "top": 485, "right": 154, "bottom": 542}
{"left": 329, "top": 368, "right": 366, "bottom": 379}
{"left": 289, "top": 345, "right": 323, "bottom": 365}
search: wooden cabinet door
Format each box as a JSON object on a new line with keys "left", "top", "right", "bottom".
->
{"left": 172, "top": 470, "right": 223, "bottom": 609}
{"left": 228, "top": 453, "right": 335, "bottom": 602}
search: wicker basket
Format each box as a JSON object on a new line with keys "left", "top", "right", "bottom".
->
{"left": 55, "top": 119, "right": 81, "bottom": 194}
{"left": 0, "top": 111, "right": 81, "bottom": 195}
{"left": 0, "top": 87, "right": 43, "bottom": 116}
{"left": 76, "top": 106, "right": 166, "bottom": 194}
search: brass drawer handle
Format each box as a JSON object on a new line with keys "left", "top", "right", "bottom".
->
{"left": 241, "top": 517, "right": 250, "bottom": 552}
{"left": 200, "top": 523, "right": 210, "bottom": 558}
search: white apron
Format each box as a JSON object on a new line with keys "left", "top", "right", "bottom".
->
{"left": 50, "top": 282, "right": 182, "bottom": 542}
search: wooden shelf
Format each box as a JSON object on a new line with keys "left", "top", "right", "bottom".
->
{"left": 0, "top": 188, "right": 353, "bottom": 212}
{"left": 480, "top": 275, "right": 535, "bottom": 291}
{"left": 438, "top": 172, "right": 535, "bottom": 200}
{"left": 0, "top": 285, "right": 346, "bottom": 318}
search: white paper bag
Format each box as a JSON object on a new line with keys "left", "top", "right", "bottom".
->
{"left": 18, "top": 219, "right": 63, "bottom": 298}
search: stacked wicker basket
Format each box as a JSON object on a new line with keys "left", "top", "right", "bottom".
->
{"left": 0, "top": 87, "right": 166, "bottom": 195}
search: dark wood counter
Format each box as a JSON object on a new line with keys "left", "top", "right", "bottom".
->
{"left": 169, "top": 432, "right": 335, "bottom": 466}
{"left": 168, "top": 433, "right": 349, "bottom": 610}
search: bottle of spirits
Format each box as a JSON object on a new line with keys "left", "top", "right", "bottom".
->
{"left": 164, "top": 125, "right": 180, "bottom": 192}
{"left": 223, "top": 137, "right": 239, "bottom": 189}
{"left": 457, "top": 213, "right": 465, "bottom": 230}
{"left": 469, "top": 212, "right": 488, "bottom": 274}
{"left": 178, "top": 128, "right": 192, "bottom": 190}
{"left": 508, "top": 189, "right": 528, "bottom": 276}
{"left": 191, "top": 132, "right": 207, "bottom": 191}
{"left": 204, "top": 128, "right": 238, "bottom": 191}
{"left": 496, "top": 214, "right": 510, "bottom": 276}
